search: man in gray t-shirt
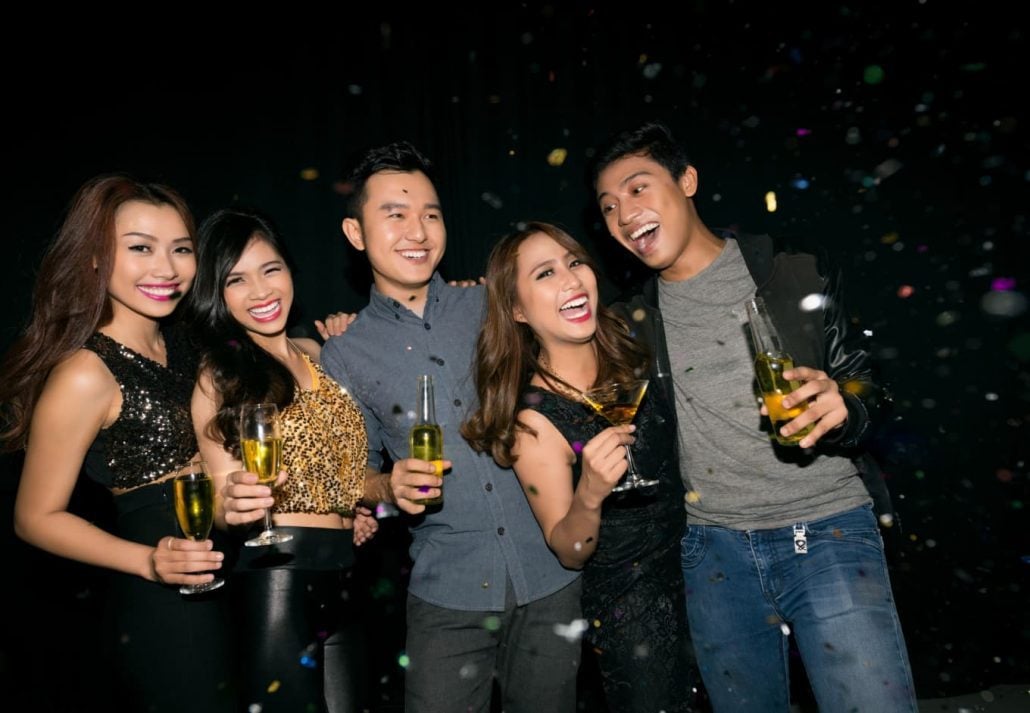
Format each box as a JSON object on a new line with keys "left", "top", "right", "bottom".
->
{"left": 593, "top": 122, "right": 916, "bottom": 712}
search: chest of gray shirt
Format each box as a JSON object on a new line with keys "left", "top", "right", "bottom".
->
{"left": 658, "top": 240, "right": 868, "bottom": 530}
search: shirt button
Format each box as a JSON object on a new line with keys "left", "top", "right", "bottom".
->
{"left": 453, "top": 399, "right": 462, "bottom": 407}
{"left": 424, "top": 323, "right": 431, "bottom": 330}
{"left": 484, "top": 483, "right": 493, "bottom": 492}
{"left": 481, "top": 581, "right": 490, "bottom": 589}
{"left": 436, "top": 357, "right": 445, "bottom": 365}
{"left": 497, "top": 527, "right": 505, "bottom": 536}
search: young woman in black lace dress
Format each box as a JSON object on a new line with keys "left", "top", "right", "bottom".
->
{"left": 463, "top": 222, "right": 694, "bottom": 712}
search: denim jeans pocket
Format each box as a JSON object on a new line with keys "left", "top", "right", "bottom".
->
{"left": 806, "top": 506, "right": 883, "bottom": 553}
{"left": 680, "top": 525, "right": 707, "bottom": 569}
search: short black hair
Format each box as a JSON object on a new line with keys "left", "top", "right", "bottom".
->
{"left": 591, "top": 121, "right": 692, "bottom": 188}
{"left": 344, "top": 141, "right": 436, "bottom": 221}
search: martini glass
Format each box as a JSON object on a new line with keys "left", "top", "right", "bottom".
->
{"left": 582, "top": 380, "right": 658, "bottom": 491}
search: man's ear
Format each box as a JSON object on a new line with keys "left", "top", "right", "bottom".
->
{"left": 342, "top": 218, "right": 365, "bottom": 251}
{"left": 679, "top": 166, "right": 699, "bottom": 199}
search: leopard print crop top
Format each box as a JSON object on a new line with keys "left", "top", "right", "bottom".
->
{"left": 273, "top": 354, "right": 368, "bottom": 515}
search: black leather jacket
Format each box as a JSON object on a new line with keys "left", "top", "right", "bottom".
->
{"left": 612, "top": 232, "right": 895, "bottom": 518}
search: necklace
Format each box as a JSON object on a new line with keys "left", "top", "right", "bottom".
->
{"left": 537, "top": 353, "right": 591, "bottom": 405}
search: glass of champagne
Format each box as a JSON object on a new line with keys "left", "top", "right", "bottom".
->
{"left": 173, "top": 461, "right": 225, "bottom": 595}
{"left": 240, "top": 403, "right": 292, "bottom": 547}
{"left": 582, "top": 380, "right": 659, "bottom": 491}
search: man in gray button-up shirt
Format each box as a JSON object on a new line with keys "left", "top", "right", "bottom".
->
{"left": 321, "top": 141, "right": 581, "bottom": 713}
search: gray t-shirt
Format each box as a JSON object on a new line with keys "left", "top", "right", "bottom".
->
{"left": 658, "top": 239, "right": 870, "bottom": 530}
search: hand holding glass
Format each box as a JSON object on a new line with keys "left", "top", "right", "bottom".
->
{"left": 745, "top": 297, "right": 814, "bottom": 446}
{"left": 583, "top": 380, "right": 658, "bottom": 491}
{"left": 173, "top": 461, "right": 226, "bottom": 595}
{"left": 240, "top": 403, "right": 292, "bottom": 547}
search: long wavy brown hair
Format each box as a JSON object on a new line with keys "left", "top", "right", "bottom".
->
{"left": 0, "top": 175, "right": 195, "bottom": 451}
{"left": 462, "top": 222, "right": 647, "bottom": 467}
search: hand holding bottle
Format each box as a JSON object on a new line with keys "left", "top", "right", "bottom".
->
{"left": 760, "top": 365, "right": 848, "bottom": 448}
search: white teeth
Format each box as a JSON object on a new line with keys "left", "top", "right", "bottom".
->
{"left": 138, "top": 286, "right": 176, "bottom": 296}
{"left": 560, "top": 297, "right": 588, "bottom": 311}
{"left": 250, "top": 301, "right": 280, "bottom": 316}
{"left": 630, "top": 222, "right": 658, "bottom": 240}
{"left": 400, "top": 250, "right": 428, "bottom": 259}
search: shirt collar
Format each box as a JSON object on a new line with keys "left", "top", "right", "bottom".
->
{"left": 366, "top": 272, "right": 445, "bottom": 322}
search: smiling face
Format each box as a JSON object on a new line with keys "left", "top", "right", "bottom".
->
{"left": 106, "top": 200, "right": 196, "bottom": 323}
{"left": 596, "top": 153, "right": 701, "bottom": 278}
{"left": 342, "top": 169, "right": 446, "bottom": 305}
{"left": 222, "top": 236, "right": 293, "bottom": 346}
{"left": 512, "top": 231, "right": 599, "bottom": 351}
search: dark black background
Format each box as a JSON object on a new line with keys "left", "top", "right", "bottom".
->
{"left": 2, "top": 3, "right": 1027, "bottom": 709}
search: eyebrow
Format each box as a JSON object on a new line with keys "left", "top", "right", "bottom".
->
{"left": 596, "top": 169, "right": 652, "bottom": 202}
{"left": 376, "top": 201, "right": 443, "bottom": 212}
{"left": 527, "top": 250, "right": 576, "bottom": 275}
{"left": 120, "top": 232, "right": 192, "bottom": 243}
{"left": 225, "top": 259, "right": 284, "bottom": 278}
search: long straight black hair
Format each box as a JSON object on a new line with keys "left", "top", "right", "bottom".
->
{"left": 186, "top": 207, "right": 297, "bottom": 453}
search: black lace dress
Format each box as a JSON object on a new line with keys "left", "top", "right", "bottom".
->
{"left": 521, "top": 383, "right": 694, "bottom": 713}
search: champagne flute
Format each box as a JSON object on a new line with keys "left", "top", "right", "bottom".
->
{"left": 240, "top": 403, "right": 293, "bottom": 547}
{"left": 173, "top": 461, "right": 226, "bottom": 595}
{"left": 582, "top": 380, "right": 659, "bottom": 491}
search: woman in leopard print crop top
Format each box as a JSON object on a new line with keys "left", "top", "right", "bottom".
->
{"left": 189, "top": 207, "right": 394, "bottom": 712}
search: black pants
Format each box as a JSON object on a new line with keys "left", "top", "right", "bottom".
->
{"left": 235, "top": 526, "right": 365, "bottom": 713}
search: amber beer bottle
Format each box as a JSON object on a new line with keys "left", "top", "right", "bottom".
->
{"left": 409, "top": 375, "right": 444, "bottom": 505}
{"left": 745, "top": 297, "right": 815, "bottom": 446}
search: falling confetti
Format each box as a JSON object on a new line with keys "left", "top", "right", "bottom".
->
{"left": 981, "top": 291, "right": 1027, "bottom": 317}
{"left": 863, "top": 65, "right": 885, "bottom": 84}
{"left": 553, "top": 619, "right": 588, "bottom": 643}
{"left": 547, "top": 148, "right": 568, "bottom": 167}
{"left": 799, "top": 293, "right": 827, "bottom": 312}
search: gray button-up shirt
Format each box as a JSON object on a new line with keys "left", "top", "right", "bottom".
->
{"left": 321, "top": 273, "right": 579, "bottom": 611}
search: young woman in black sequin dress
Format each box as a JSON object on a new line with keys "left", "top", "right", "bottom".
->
{"left": 0, "top": 175, "right": 234, "bottom": 711}
{"left": 463, "top": 222, "right": 695, "bottom": 713}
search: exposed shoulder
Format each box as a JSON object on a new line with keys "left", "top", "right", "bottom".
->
{"left": 36, "top": 349, "right": 119, "bottom": 426}
{"left": 517, "top": 406, "right": 551, "bottom": 431}
{"left": 512, "top": 408, "right": 573, "bottom": 463}
{"left": 193, "top": 366, "right": 217, "bottom": 400}
{"left": 46, "top": 349, "right": 118, "bottom": 401}
{"left": 292, "top": 337, "right": 321, "bottom": 362}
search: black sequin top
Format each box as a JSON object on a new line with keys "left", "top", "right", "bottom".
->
{"left": 83, "top": 331, "right": 198, "bottom": 490}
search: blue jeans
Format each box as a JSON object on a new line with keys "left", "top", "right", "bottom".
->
{"left": 681, "top": 504, "right": 916, "bottom": 712}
